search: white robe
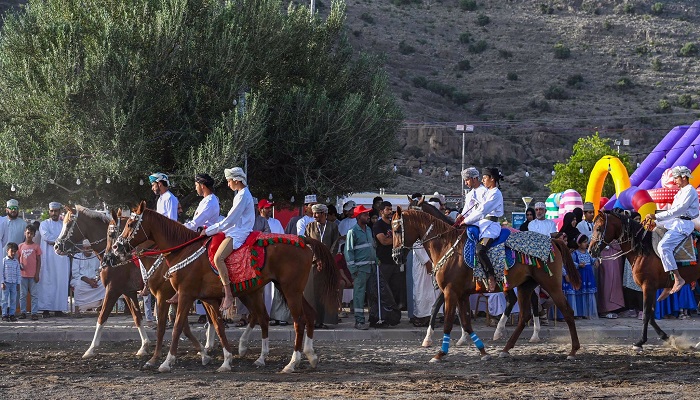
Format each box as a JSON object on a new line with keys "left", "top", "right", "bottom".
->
{"left": 71, "top": 254, "right": 105, "bottom": 309}
{"left": 157, "top": 190, "right": 179, "bottom": 221}
{"left": 205, "top": 186, "right": 254, "bottom": 249}
{"left": 184, "top": 194, "right": 220, "bottom": 231}
{"left": 38, "top": 218, "right": 70, "bottom": 312}
{"left": 657, "top": 184, "right": 699, "bottom": 272}
{"left": 411, "top": 242, "right": 439, "bottom": 318}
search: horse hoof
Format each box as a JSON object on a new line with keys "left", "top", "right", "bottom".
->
{"left": 429, "top": 355, "right": 444, "bottom": 363}
{"left": 308, "top": 355, "right": 319, "bottom": 369}
{"left": 456, "top": 338, "right": 468, "bottom": 346}
{"left": 281, "top": 366, "right": 294, "bottom": 373}
{"left": 529, "top": 337, "right": 541, "bottom": 344}
{"left": 143, "top": 361, "right": 156, "bottom": 369}
{"left": 492, "top": 333, "right": 503, "bottom": 341}
{"left": 253, "top": 358, "right": 265, "bottom": 367}
{"left": 158, "top": 365, "right": 171, "bottom": 373}
{"left": 632, "top": 345, "right": 643, "bottom": 353}
{"left": 82, "top": 350, "right": 95, "bottom": 359}
{"left": 695, "top": 342, "right": 700, "bottom": 349}
{"left": 201, "top": 355, "right": 212, "bottom": 366}
{"left": 239, "top": 348, "right": 248, "bottom": 357}
{"left": 566, "top": 355, "right": 575, "bottom": 361}
{"left": 481, "top": 354, "right": 491, "bottom": 361}
{"left": 498, "top": 351, "right": 510, "bottom": 358}
{"left": 217, "top": 365, "right": 231, "bottom": 373}
{"left": 421, "top": 339, "right": 433, "bottom": 348}
{"left": 136, "top": 349, "right": 148, "bottom": 357}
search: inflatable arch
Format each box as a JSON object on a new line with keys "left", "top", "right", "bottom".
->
{"left": 585, "top": 157, "right": 631, "bottom": 214}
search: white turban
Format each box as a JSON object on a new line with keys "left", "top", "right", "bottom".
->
{"left": 671, "top": 165, "right": 692, "bottom": 179}
{"left": 49, "top": 202, "right": 62, "bottom": 210}
{"left": 461, "top": 167, "right": 480, "bottom": 180}
{"left": 311, "top": 204, "right": 328, "bottom": 214}
{"left": 224, "top": 167, "right": 247, "bottom": 185}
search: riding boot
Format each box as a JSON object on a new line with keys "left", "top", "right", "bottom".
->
{"left": 476, "top": 238, "right": 496, "bottom": 291}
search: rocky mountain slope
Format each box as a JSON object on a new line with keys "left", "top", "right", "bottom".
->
{"left": 341, "top": 0, "right": 700, "bottom": 207}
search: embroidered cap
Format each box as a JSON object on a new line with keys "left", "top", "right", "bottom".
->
{"left": 49, "top": 201, "right": 62, "bottom": 210}
{"left": 311, "top": 204, "right": 328, "bottom": 214}
{"left": 582, "top": 202, "right": 595, "bottom": 211}
{"left": 304, "top": 194, "right": 317, "bottom": 204}
{"left": 534, "top": 202, "right": 546, "bottom": 209}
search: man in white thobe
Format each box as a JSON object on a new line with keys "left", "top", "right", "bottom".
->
{"left": 454, "top": 167, "right": 487, "bottom": 225}
{"left": 71, "top": 241, "right": 105, "bottom": 312}
{"left": 149, "top": 172, "right": 179, "bottom": 221}
{"left": 296, "top": 194, "right": 318, "bottom": 236}
{"left": 527, "top": 202, "right": 559, "bottom": 237}
{"left": 39, "top": 202, "right": 71, "bottom": 316}
{"left": 412, "top": 241, "right": 439, "bottom": 322}
{"left": 3, "top": 199, "right": 27, "bottom": 248}
{"left": 646, "top": 165, "right": 699, "bottom": 301}
{"left": 183, "top": 173, "right": 220, "bottom": 232}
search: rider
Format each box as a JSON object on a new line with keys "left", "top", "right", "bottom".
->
{"left": 645, "top": 165, "right": 699, "bottom": 301}
{"left": 200, "top": 167, "right": 255, "bottom": 312}
{"left": 454, "top": 167, "right": 487, "bottom": 226}
{"left": 460, "top": 167, "right": 505, "bottom": 292}
{"left": 168, "top": 173, "right": 221, "bottom": 304}
{"left": 149, "top": 173, "right": 179, "bottom": 221}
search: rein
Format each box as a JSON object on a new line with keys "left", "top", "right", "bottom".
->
{"left": 594, "top": 213, "right": 646, "bottom": 260}
{"left": 392, "top": 211, "right": 464, "bottom": 268}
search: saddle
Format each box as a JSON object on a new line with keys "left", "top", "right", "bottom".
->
{"left": 463, "top": 226, "right": 511, "bottom": 290}
{"left": 651, "top": 227, "right": 697, "bottom": 265}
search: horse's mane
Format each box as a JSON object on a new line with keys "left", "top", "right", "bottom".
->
{"left": 413, "top": 201, "right": 455, "bottom": 225}
{"left": 76, "top": 205, "right": 111, "bottom": 224}
{"left": 402, "top": 209, "right": 461, "bottom": 241}
{"left": 143, "top": 208, "right": 198, "bottom": 241}
{"left": 607, "top": 211, "right": 654, "bottom": 255}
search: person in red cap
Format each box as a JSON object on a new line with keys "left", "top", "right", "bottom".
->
{"left": 344, "top": 205, "right": 375, "bottom": 330}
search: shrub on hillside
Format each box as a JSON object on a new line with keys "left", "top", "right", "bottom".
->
{"left": 677, "top": 94, "right": 695, "bottom": 109}
{"left": 529, "top": 98, "right": 551, "bottom": 112}
{"left": 459, "top": 31, "right": 471, "bottom": 44}
{"left": 507, "top": 72, "right": 518, "bottom": 81}
{"left": 657, "top": 99, "right": 672, "bottom": 113}
{"left": 456, "top": 59, "right": 471, "bottom": 71}
{"left": 468, "top": 40, "right": 488, "bottom": 54}
{"left": 616, "top": 77, "right": 634, "bottom": 90}
{"left": 651, "top": 57, "right": 663, "bottom": 71}
{"left": 650, "top": 2, "right": 664, "bottom": 15}
{"left": 391, "top": 0, "right": 421, "bottom": 5}
{"left": 459, "top": 0, "right": 477, "bottom": 11}
{"left": 539, "top": 4, "right": 554, "bottom": 14}
{"left": 412, "top": 76, "right": 427, "bottom": 88}
{"left": 498, "top": 49, "right": 513, "bottom": 58}
{"left": 544, "top": 85, "right": 569, "bottom": 100}
{"left": 399, "top": 41, "right": 416, "bottom": 55}
{"left": 476, "top": 14, "right": 490, "bottom": 26}
{"left": 566, "top": 74, "right": 584, "bottom": 88}
{"left": 553, "top": 43, "right": 570, "bottom": 59}
{"left": 679, "top": 43, "right": 698, "bottom": 57}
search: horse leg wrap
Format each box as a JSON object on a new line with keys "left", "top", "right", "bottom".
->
{"left": 441, "top": 334, "right": 450, "bottom": 354}
{"left": 470, "top": 332, "right": 485, "bottom": 350}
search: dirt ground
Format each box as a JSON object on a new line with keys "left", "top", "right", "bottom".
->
{"left": 1, "top": 339, "right": 700, "bottom": 399}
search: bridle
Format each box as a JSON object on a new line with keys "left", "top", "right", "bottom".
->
{"left": 391, "top": 211, "right": 462, "bottom": 258}
{"left": 114, "top": 211, "right": 149, "bottom": 254}
{"left": 592, "top": 212, "right": 645, "bottom": 260}
{"left": 55, "top": 208, "right": 106, "bottom": 259}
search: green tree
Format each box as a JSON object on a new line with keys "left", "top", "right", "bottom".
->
{"left": 0, "top": 0, "right": 401, "bottom": 208}
{"left": 547, "top": 133, "right": 633, "bottom": 198}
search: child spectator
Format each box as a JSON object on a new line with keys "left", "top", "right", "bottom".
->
{"left": 571, "top": 234, "right": 598, "bottom": 319}
{"left": 2, "top": 242, "right": 21, "bottom": 322}
{"left": 18, "top": 225, "right": 42, "bottom": 320}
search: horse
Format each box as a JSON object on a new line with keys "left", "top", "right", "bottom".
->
{"left": 588, "top": 211, "right": 700, "bottom": 352}
{"left": 109, "top": 200, "right": 339, "bottom": 373}
{"left": 406, "top": 197, "right": 544, "bottom": 345}
{"left": 53, "top": 205, "right": 215, "bottom": 366}
{"left": 392, "top": 207, "right": 581, "bottom": 361}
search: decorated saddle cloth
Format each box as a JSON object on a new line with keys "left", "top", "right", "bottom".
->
{"left": 208, "top": 231, "right": 306, "bottom": 292}
{"left": 463, "top": 226, "right": 510, "bottom": 289}
{"left": 504, "top": 231, "right": 555, "bottom": 269}
{"left": 651, "top": 227, "right": 697, "bottom": 265}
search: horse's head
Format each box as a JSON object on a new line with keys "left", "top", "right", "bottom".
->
{"left": 391, "top": 206, "right": 416, "bottom": 264}
{"left": 589, "top": 211, "right": 623, "bottom": 257}
{"left": 407, "top": 195, "right": 424, "bottom": 211}
{"left": 54, "top": 205, "right": 79, "bottom": 256}
{"left": 111, "top": 200, "right": 150, "bottom": 262}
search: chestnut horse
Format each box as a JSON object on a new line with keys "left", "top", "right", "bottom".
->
{"left": 392, "top": 207, "right": 581, "bottom": 360}
{"left": 589, "top": 211, "right": 700, "bottom": 352}
{"left": 407, "top": 197, "right": 543, "bottom": 344}
{"left": 110, "top": 201, "right": 339, "bottom": 373}
{"left": 54, "top": 206, "right": 214, "bottom": 366}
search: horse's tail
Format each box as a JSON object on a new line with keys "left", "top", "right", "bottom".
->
{"left": 553, "top": 238, "right": 581, "bottom": 290}
{"left": 304, "top": 237, "right": 341, "bottom": 314}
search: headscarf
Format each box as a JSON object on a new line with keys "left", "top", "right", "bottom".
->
{"left": 224, "top": 167, "right": 247, "bottom": 185}
{"left": 573, "top": 207, "right": 583, "bottom": 224}
{"left": 195, "top": 173, "right": 215, "bottom": 188}
{"left": 559, "top": 212, "right": 581, "bottom": 249}
{"left": 461, "top": 167, "right": 479, "bottom": 180}
{"left": 149, "top": 172, "right": 170, "bottom": 186}
{"left": 671, "top": 165, "right": 692, "bottom": 178}
{"left": 311, "top": 204, "right": 328, "bottom": 214}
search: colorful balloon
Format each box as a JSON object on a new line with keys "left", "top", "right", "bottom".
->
{"left": 558, "top": 189, "right": 583, "bottom": 218}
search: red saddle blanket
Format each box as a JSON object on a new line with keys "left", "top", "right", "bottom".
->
{"left": 208, "top": 231, "right": 306, "bottom": 293}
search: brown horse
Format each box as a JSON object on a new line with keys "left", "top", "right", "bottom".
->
{"left": 589, "top": 211, "right": 700, "bottom": 352}
{"left": 392, "top": 207, "right": 581, "bottom": 360}
{"left": 406, "top": 197, "right": 544, "bottom": 344}
{"left": 109, "top": 200, "right": 339, "bottom": 373}
{"left": 54, "top": 206, "right": 214, "bottom": 366}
